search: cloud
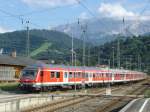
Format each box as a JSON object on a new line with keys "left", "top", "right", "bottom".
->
{"left": 22, "top": 0, "right": 79, "bottom": 8}
{"left": 63, "top": 26, "right": 71, "bottom": 33}
{"left": 98, "top": 3, "right": 136, "bottom": 18}
{"left": 0, "top": 26, "right": 12, "bottom": 33}
{"left": 79, "top": 12, "right": 89, "bottom": 20}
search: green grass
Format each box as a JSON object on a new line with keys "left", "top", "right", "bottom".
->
{"left": 30, "top": 42, "right": 51, "bottom": 57}
{"left": 0, "top": 82, "right": 19, "bottom": 91}
{"left": 144, "top": 89, "right": 150, "bottom": 98}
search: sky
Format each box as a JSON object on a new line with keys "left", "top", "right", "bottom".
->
{"left": 0, "top": 0, "right": 149, "bottom": 33}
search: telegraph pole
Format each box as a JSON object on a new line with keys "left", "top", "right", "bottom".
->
{"left": 112, "top": 47, "right": 115, "bottom": 68}
{"left": 81, "top": 24, "right": 87, "bottom": 67}
{"left": 117, "top": 17, "right": 125, "bottom": 69}
{"left": 98, "top": 47, "right": 100, "bottom": 65}
{"left": 129, "top": 55, "right": 132, "bottom": 70}
{"left": 117, "top": 37, "right": 120, "bottom": 68}
{"left": 71, "top": 32, "right": 74, "bottom": 66}
{"left": 138, "top": 55, "right": 141, "bottom": 71}
{"left": 88, "top": 45, "right": 90, "bottom": 66}
{"left": 26, "top": 20, "right": 30, "bottom": 57}
{"left": 125, "top": 57, "right": 128, "bottom": 69}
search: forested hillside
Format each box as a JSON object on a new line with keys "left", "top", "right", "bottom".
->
{"left": 76, "top": 35, "right": 150, "bottom": 73}
{"left": 0, "top": 29, "right": 83, "bottom": 59}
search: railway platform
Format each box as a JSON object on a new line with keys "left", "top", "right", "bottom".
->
{"left": 119, "top": 98, "right": 150, "bottom": 112}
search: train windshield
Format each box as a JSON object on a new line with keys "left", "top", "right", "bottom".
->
{"left": 22, "top": 69, "right": 37, "bottom": 79}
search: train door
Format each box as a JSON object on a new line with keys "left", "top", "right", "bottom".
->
{"left": 39, "top": 70, "right": 44, "bottom": 88}
{"left": 89, "top": 73, "right": 92, "bottom": 82}
{"left": 64, "top": 72, "right": 68, "bottom": 83}
{"left": 112, "top": 73, "right": 114, "bottom": 82}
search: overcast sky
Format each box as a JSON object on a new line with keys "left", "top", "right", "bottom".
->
{"left": 0, "top": 0, "right": 149, "bottom": 33}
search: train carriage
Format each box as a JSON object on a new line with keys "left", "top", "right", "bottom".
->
{"left": 20, "top": 64, "right": 147, "bottom": 91}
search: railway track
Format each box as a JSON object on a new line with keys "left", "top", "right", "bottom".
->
{"left": 21, "top": 80, "right": 148, "bottom": 112}
{"left": 21, "top": 87, "right": 121, "bottom": 112}
{"left": 95, "top": 79, "right": 149, "bottom": 112}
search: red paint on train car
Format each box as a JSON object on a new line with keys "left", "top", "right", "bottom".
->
{"left": 19, "top": 64, "right": 147, "bottom": 90}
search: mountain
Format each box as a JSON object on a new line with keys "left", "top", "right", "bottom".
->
{"left": 0, "top": 29, "right": 83, "bottom": 63}
{"left": 53, "top": 18, "right": 150, "bottom": 45}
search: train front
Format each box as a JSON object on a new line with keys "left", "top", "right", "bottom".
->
{"left": 19, "top": 67, "right": 40, "bottom": 91}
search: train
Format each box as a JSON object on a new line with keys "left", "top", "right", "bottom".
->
{"left": 19, "top": 64, "right": 147, "bottom": 91}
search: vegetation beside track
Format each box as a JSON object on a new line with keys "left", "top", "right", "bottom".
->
{"left": 0, "top": 82, "right": 19, "bottom": 91}
{"left": 144, "top": 89, "right": 150, "bottom": 98}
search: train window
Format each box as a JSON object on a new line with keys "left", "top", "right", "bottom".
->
{"left": 77, "top": 72, "right": 80, "bottom": 78}
{"left": 93, "top": 73, "right": 95, "bottom": 78}
{"left": 85, "top": 73, "right": 88, "bottom": 78}
{"left": 99, "top": 73, "right": 101, "bottom": 77}
{"left": 64, "top": 72, "right": 67, "bottom": 78}
{"left": 78, "top": 72, "right": 81, "bottom": 78}
{"left": 103, "top": 73, "right": 106, "bottom": 77}
{"left": 106, "top": 73, "right": 109, "bottom": 77}
{"left": 69, "top": 72, "right": 73, "bottom": 78}
{"left": 72, "top": 72, "right": 75, "bottom": 78}
{"left": 74, "top": 73, "right": 76, "bottom": 78}
{"left": 56, "top": 72, "right": 60, "bottom": 78}
{"left": 22, "top": 69, "right": 37, "bottom": 79}
{"left": 96, "top": 73, "right": 98, "bottom": 78}
{"left": 71, "top": 72, "right": 74, "bottom": 78}
{"left": 109, "top": 73, "right": 112, "bottom": 77}
{"left": 82, "top": 73, "right": 85, "bottom": 78}
{"left": 107, "top": 73, "right": 109, "bottom": 77}
{"left": 74, "top": 73, "right": 77, "bottom": 78}
{"left": 97, "top": 73, "right": 99, "bottom": 78}
{"left": 40, "top": 71, "right": 43, "bottom": 77}
{"left": 51, "top": 72, "right": 55, "bottom": 78}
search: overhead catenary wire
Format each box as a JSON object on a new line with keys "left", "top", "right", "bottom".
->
{"left": 124, "top": 0, "right": 150, "bottom": 35}
{"left": 76, "top": 0, "right": 106, "bottom": 27}
{"left": 21, "top": 3, "right": 79, "bottom": 16}
{"left": 0, "top": 8, "right": 42, "bottom": 28}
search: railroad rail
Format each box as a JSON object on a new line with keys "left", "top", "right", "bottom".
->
{"left": 21, "top": 87, "right": 121, "bottom": 112}
{"left": 21, "top": 79, "right": 148, "bottom": 112}
{"left": 95, "top": 79, "right": 149, "bottom": 112}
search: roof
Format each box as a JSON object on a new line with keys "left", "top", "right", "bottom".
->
{"left": 26, "top": 64, "right": 146, "bottom": 75}
{"left": 0, "top": 55, "right": 43, "bottom": 66}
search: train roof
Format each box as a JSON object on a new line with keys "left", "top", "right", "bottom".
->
{"left": 24, "top": 64, "right": 146, "bottom": 75}
{"left": 26, "top": 63, "right": 106, "bottom": 71}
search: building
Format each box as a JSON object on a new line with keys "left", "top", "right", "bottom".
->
{"left": 0, "top": 52, "right": 43, "bottom": 81}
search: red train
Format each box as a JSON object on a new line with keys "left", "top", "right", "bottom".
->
{"left": 20, "top": 64, "right": 147, "bottom": 91}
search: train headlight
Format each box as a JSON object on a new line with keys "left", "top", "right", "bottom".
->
{"left": 32, "top": 84, "right": 36, "bottom": 87}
